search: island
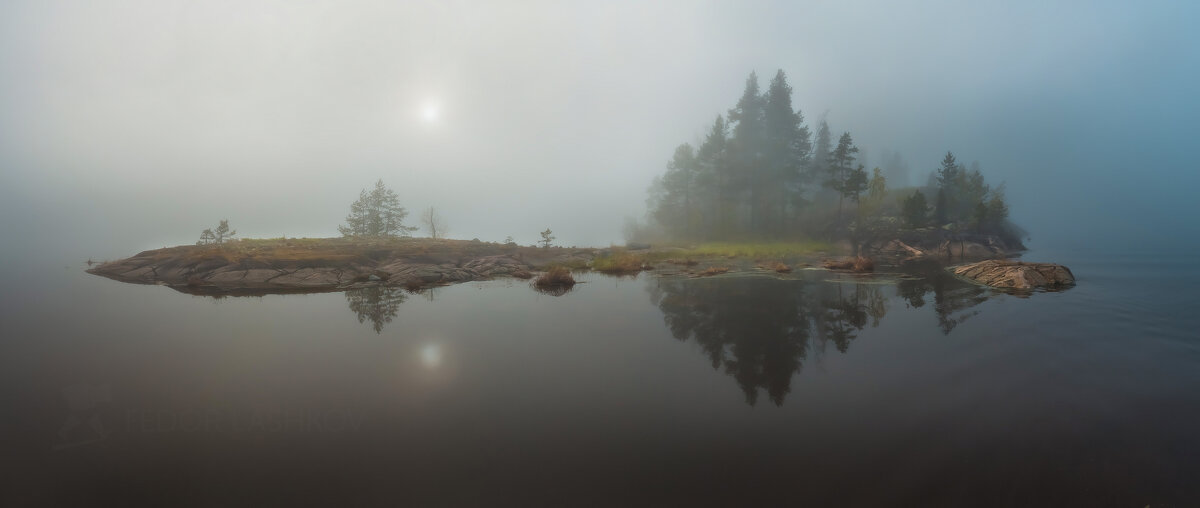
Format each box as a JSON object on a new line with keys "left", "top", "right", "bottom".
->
{"left": 87, "top": 231, "right": 1069, "bottom": 297}
{"left": 90, "top": 69, "right": 1077, "bottom": 295}
{"left": 88, "top": 238, "right": 579, "bottom": 295}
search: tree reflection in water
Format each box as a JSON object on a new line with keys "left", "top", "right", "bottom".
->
{"left": 345, "top": 286, "right": 408, "bottom": 333}
{"left": 651, "top": 276, "right": 870, "bottom": 406}
{"left": 649, "top": 265, "right": 993, "bottom": 406}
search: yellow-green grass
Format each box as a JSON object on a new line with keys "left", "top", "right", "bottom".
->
{"left": 142, "top": 237, "right": 516, "bottom": 265}
{"left": 591, "top": 251, "right": 646, "bottom": 274}
{"left": 685, "top": 241, "right": 837, "bottom": 259}
{"left": 540, "top": 258, "right": 591, "bottom": 271}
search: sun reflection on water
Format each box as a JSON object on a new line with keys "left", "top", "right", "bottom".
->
{"left": 420, "top": 343, "right": 442, "bottom": 369}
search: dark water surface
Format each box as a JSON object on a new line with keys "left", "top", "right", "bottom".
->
{"left": 3, "top": 249, "right": 1199, "bottom": 506}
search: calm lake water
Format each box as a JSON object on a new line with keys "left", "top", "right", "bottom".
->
{"left": 3, "top": 247, "right": 1199, "bottom": 506}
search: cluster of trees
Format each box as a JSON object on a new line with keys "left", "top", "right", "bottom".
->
{"left": 197, "top": 219, "right": 236, "bottom": 245}
{"left": 646, "top": 70, "right": 1013, "bottom": 243}
{"left": 900, "top": 152, "right": 1010, "bottom": 234}
{"left": 339, "top": 180, "right": 419, "bottom": 238}
{"left": 338, "top": 180, "right": 563, "bottom": 247}
{"left": 648, "top": 70, "right": 823, "bottom": 239}
{"left": 338, "top": 180, "right": 450, "bottom": 240}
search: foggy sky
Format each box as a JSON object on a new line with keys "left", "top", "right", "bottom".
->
{"left": 1, "top": 0, "right": 1196, "bottom": 261}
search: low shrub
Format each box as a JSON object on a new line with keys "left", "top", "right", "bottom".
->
{"left": 822, "top": 256, "right": 874, "bottom": 273}
{"left": 852, "top": 256, "right": 875, "bottom": 272}
{"left": 698, "top": 266, "right": 730, "bottom": 277}
{"left": 535, "top": 266, "right": 576, "bottom": 287}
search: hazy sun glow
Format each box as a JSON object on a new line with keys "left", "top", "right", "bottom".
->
{"left": 420, "top": 101, "right": 439, "bottom": 123}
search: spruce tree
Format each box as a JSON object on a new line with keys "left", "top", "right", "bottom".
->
{"left": 936, "top": 151, "right": 959, "bottom": 188}
{"left": 763, "top": 69, "right": 812, "bottom": 229}
{"left": 727, "top": 72, "right": 766, "bottom": 232}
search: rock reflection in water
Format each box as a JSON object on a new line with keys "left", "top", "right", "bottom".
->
{"left": 896, "top": 259, "right": 992, "bottom": 334}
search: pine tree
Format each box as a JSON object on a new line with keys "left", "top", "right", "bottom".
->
{"left": 338, "top": 180, "right": 417, "bottom": 237}
{"left": 197, "top": 219, "right": 235, "bottom": 245}
{"left": 901, "top": 190, "right": 929, "bottom": 228}
{"left": 846, "top": 164, "right": 869, "bottom": 204}
{"left": 213, "top": 219, "right": 236, "bottom": 244}
{"left": 825, "top": 132, "right": 861, "bottom": 219}
{"left": 663, "top": 143, "right": 699, "bottom": 237}
{"left": 697, "top": 115, "right": 729, "bottom": 236}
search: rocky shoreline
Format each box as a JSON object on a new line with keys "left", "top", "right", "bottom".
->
{"left": 88, "top": 252, "right": 532, "bottom": 294}
{"left": 87, "top": 233, "right": 1069, "bottom": 296}
{"left": 85, "top": 239, "right": 597, "bottom": 295}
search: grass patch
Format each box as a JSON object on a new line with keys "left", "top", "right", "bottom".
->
{"left": 542, "top": 258, "right": 590, "bottom": 271}
{"left": 666, "top": 258, "right": 699, "bottom": 266}
{"left": 592, "top": 251, "right": 645, "bottom": 274}
{"left": 136, "top": 237, "right": 558, "bottom": 268}
{"left": 686, "top": 241, "right": 835, "bottom": 259}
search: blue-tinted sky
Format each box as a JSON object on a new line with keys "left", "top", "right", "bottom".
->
{"left": 0, "top": 0, "right": 1196, "bottom": 258}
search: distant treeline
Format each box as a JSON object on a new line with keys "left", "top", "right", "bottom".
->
{"left": 639, "top": 70, "right": 1017, "bottom": 244}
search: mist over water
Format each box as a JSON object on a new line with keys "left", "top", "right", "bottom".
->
{"left": 1, "top": 1, "right": 1197, "bottom": 260}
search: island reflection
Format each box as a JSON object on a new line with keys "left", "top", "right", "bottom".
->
{"left": 647, "top": 261, "right": 995, "bottom": 406}
{"left": 174, "top": 262, "right": 1000, "bottom": 405}
{"left": 345, "top": 286, "right": 409, "bottom": 333}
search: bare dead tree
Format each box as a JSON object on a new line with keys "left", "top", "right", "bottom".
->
{"left": 420, "top": 206, "right": 448, "bottom": 240}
